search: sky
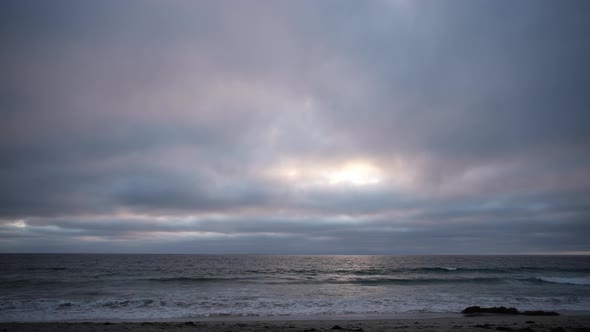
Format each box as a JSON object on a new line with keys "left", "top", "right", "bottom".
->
{"left": 1, "top": 0, "right": 590, "bottom": 254}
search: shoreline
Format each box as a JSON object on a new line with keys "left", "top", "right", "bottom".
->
{"left": 4, "top": 310, "right": 590, "bottom": 324}
{"left": 1, "top": 315, "right": 589, "bottom": 332}
{"left": 0, "top": 313, "right": 464, "bottom": 324}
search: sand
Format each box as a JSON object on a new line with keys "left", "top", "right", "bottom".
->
{"left": 1, "top": 315, "right": 589, "bottom": 332}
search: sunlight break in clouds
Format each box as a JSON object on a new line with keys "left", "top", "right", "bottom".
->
{"left": 325, "top": 162, "right": 382, "bottom": 186}
{"left": 269, "top": 160, "right": 385, "bottom": 187}
{"left": 6, "top": 220, "right": 26, "bottom": 229}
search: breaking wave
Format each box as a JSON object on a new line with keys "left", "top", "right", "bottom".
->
{"left": 536, "top": 277, "right": 590, "bottom": 285}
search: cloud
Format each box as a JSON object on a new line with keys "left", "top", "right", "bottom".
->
{"left": 1, "top": 0, "right": 589, "bottom": 253}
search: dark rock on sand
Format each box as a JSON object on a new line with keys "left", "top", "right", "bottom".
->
{"left": 462, "top": 306, "right": 559, "bottom": 316}
{"left": 331, "top": 325, "right": 344, "bottom": 330}
{"left": 184, "top": 321, "right": 197, "bottom": 326}
{"left": 522, "top": 310, "right": 559, "bottom": 316}
{"left": 474, "top": 323, "right": 495, "bottom": 329}
{"left": 463, "top": 306, "right": 519, "bottom": 315}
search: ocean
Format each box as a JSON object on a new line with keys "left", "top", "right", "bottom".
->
{"left": 1, "top": 254, "right": 589, "bottom": 322}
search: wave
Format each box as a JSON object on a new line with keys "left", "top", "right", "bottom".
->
{"left": 143, "top": 275, "right": 509, "bottom": 285}
{"left": 99, "top": 299, "right": 165, "bottom": 308}
{"left": 385, "top": 267, "right": 590, "bottom": 274}
{"left": 263, "top": 276, "right": 552, "bottom": 286}
{"left": 515, "top": 267, "right": 590, "bottom": 273}
{"left": 536, "top": 277, "right": 590, "bottom": 285}
{"left": 24, "top": 267, "right": 68, "bottom": 271}
{"left": 351, "top": 276, "right": 590, "bottom": 286}
{"left": 247, "top": 267, "right": 500, "bottom": 276}
{"left": 439, "top": 267, "right": 457, "bottom": 271}
{"left": 344, "top": 277, "right": 506, "bottom": 285}
{"left": 340, "top": 267, "right": 464, "bottom": 273}
{"left": 0, "top": 279, "right": 72, "bottom": 287}
{"left": 412, "top": 267, "right": 463, "bottom": 272}
{"left": 144, "top": 275, "right": 590, "bottom": 286}
{"left": 146, "top": 276, "right": 245, "bottom": 283}
{"left": 244, "top": 266, "right": 590, "bottom": 276}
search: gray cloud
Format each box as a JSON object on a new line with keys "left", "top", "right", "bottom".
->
{"left": 1, "top": 0, "right": 590, "bottom": 253}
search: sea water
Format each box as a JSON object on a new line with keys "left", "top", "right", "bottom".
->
{"left": 1, "top": 254, "right": 589, "bottom": 321}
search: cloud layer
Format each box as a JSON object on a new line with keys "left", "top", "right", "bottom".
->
{"left": 1, "top": 0, "right": 590, "bottom": 253}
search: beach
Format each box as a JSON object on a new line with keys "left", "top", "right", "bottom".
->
{"left": 1, "top": 315, "right": 589, "bottom": 332}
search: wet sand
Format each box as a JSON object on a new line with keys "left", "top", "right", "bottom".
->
{"left": 1, "top": 315, "right": 589, "bottom": 332}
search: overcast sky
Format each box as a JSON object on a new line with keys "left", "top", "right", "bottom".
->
{"left": 1, "top": 0, "right": 589, "bottom": 254}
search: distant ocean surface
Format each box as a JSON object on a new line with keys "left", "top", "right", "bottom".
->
{"left": 1, "top": 254, "right": 589, "bottom": 322}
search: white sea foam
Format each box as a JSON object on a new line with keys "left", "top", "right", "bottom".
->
{"left": 537, "top": 277, "right": 590, "bottom": 285}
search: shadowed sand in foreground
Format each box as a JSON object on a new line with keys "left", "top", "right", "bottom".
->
{"left": 1, "top": 315, "right": 589, "bottom": 332}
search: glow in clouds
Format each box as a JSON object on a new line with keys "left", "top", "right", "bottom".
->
{"left": 324, "top": 162, "right": 382, "bottom": 186}
{"left": 7, "top": 219, "right": 26, "bottom": 228}
{"left": 271, "top": 160, "right": 385, "bottom": 187}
